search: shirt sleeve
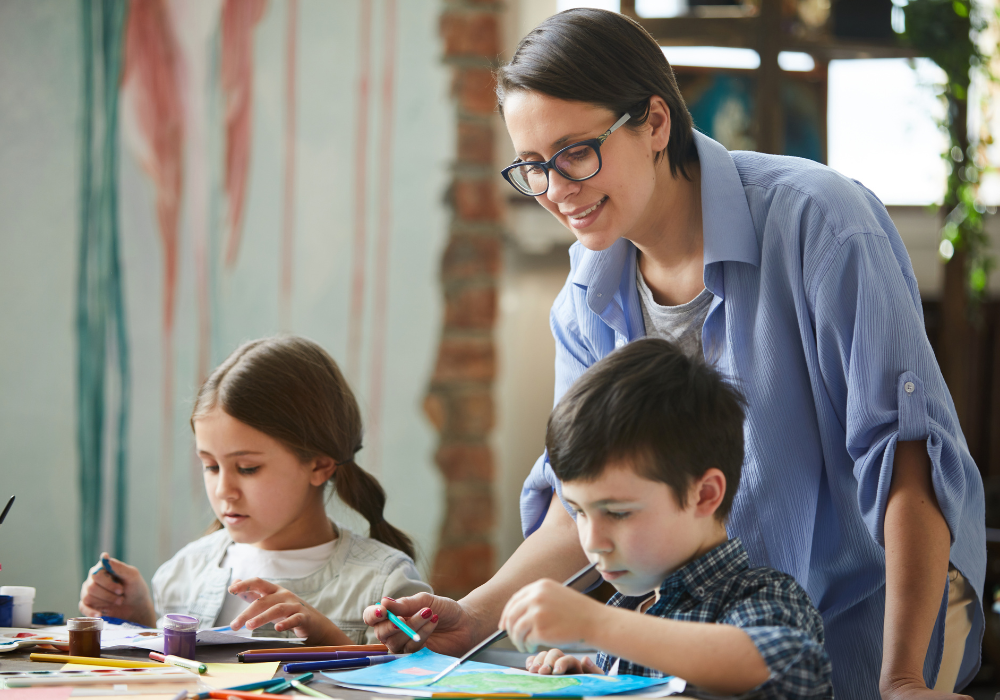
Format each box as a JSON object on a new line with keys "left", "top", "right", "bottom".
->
{"left": 519, "top": 273, "right": 598, "bottom": 538}
{"left": 810, "top": 220, "right": 983, "bottom": 550}
{"left": 718, "top": 575, "right": 833, "bottom": 700}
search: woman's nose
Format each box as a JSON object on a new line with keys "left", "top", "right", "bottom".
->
{"left": 544, "top": 169, "right": 581, "bottom": 204}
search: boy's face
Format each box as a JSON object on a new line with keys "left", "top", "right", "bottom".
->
{"left": 562, "top": 461, "right": 726, "bottom": 597}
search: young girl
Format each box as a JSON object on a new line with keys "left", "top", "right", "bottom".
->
{"left": 79, "top": 336, "right": 433, "bottom": 644}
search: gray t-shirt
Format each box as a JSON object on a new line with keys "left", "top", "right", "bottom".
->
{"left": 636, "top": 266, "right": 713, "bottom": 358}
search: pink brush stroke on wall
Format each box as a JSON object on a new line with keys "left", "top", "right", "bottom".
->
{"left": 280, "top": 0, "right": 298, "bottom": 330}
{"left": 366, "top": 0, "right": 398, "bottom": 476}
{"left": 221, "top": 0, "right": 267, "bottom": 267}
{"left": 121, "top": 0, "right": 185, "bottom": 560}
{"left": 347, "top": 0, "right": 373, "bottom": 383}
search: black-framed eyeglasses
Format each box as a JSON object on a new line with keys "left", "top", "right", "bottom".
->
{"left": 501, "top": 113, "right": 632, "bottom": 197}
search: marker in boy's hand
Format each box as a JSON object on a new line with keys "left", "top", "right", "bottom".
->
{"left": 79, "top": 552, "right": 157, "bottom": 628}
{"left": 228, "top": 577, "right": 354, "bottom": 646}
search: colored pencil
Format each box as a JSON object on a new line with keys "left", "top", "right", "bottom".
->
{"left": 283, "top": 654, "right": 401, "bottom": 673}
{"left": 149, "top": 651, "right": 207, "bottom": 674}
{"left": 233, "top": 650, "right": 386, "bottom": 663}
{"left": 194, "top": 678, "right": 288, "bottom": 699}
{"left": 30, "top": 653, "right": 163, "bottom": 668}
{"left": 239, "top": 643, "right": 386, "bottom": 657}
{"left": 207, "top": 691, "right": 292, "bottom": 700}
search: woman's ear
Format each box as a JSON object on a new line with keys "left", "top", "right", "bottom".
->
{"left": 311, "top": 455, "right": 337, "bottom": 486}
{"left": 692, "top": 468, "right": 726, "bottom": 518}
{"left": 645, "top": 95, "right": 672, "bottom": 154}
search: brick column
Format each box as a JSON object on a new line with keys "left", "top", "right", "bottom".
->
{"left": 424, "top": 0, "right": 503, "bottom": 599}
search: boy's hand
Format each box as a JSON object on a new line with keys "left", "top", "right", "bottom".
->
{"left": 499, "top": 579, "right": 603, "bottom": 653}
{"left": 363, "top": 594, "right": 469, "bottom": 655}
{"left": 79, "top": 552, "right": 156, "bottom": 627}
{"left": 228, "top": 578, "right": 352, "bottom": 645}
{"left": 526, "top": 649, "right": 604, "bottom": 675}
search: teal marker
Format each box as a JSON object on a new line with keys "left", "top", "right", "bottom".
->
{"left": 385, "top": 608, "right": 421, "bottom": 642}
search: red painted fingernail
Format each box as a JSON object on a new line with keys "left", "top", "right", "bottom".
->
{"left": 375, "top": 608, "right": 382, "bottom": 618}
{"left": 420, "top": 608, "right": 432, "bottom": 619}
{"left": 430, "top": 614, "right": 439, "bottom": 623}
{"left": 383, "top": 596, "right": 396, "bottom": 602}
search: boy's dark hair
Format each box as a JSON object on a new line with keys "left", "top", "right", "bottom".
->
{"left": 496, "top": 8, "right": 697, "bottom": 180}
{"left": 546, "top": 338, "right": 746, "bottom": 519}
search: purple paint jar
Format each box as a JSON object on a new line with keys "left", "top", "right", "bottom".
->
{"left": 163, "top": 613, "right": 198, "bottom": 660}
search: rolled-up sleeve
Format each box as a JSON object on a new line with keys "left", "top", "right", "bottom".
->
{"left": 810, "top": 225, "right": 982, "bottom": 550}
{"left": 721, "top": 576, "right": 833, "bottom": 699}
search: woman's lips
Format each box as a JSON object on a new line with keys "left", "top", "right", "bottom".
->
{"left": 222, "top": 513, "right": 248, "bottom": 525}
{"left": 564, "top": 196, "right": 608, "bottom": 230}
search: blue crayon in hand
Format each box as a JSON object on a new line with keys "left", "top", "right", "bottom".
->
{"left": 101, "top": 556, "right": 124, "bottom": 585}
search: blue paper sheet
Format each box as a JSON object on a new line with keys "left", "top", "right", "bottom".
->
{"left": 324, "top": 648, "right": 682, "bottom": 697}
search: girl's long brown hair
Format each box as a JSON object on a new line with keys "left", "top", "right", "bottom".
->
{"left": 191, "top": 336, "right": 416, "bottom": 560}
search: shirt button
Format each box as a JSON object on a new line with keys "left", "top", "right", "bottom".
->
{"left": 615, "top": 338, "right": 625, "bottom": 348}
{"left": 695, "top": 587, "right": 704, "bottom": 597}
{"left": 904, "top": 381, "right": 915, "bottom": 394}
{"left": 597, "top": 293, "right": 602, "bottom": 298}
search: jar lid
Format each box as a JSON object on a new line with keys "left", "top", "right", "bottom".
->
{"left": 163, "top": 613, "right": 198, "bottom": 632}
{"left": 67, "top": 617, "right": 104, "bottom": 631}
{"left": 0, "top": 586, "right": 36, "bottom": 598}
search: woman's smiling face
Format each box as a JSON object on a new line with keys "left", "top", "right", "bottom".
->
{"left": 502, "top": 91, "right": 670, "bottom": 252}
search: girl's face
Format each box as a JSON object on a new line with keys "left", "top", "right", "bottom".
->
{"left": 194, "top": 408, "right": 335, "bottom": 550}
{"left": 502, "top": 91, "right": 672, "bottom": 252}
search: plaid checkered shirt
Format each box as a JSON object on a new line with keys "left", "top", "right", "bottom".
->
{"left": 596, "top": 538, "right": 833, "bottom": 699}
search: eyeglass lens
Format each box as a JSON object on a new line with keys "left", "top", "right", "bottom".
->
{"left": 509, "top": 143, "right": 601, "bottom": 195}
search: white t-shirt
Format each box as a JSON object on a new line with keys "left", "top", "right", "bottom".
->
{"left": 216, "top": 538, "right": 339, "bottom": 627}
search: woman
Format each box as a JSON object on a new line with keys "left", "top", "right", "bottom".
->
{"left": 366, "top": 9, "right": 984, "bottom": 699}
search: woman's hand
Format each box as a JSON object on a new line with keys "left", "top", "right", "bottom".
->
{"left": 526, "top": 648, "right": 604, "bottom": 675}
{"left": 363, "top": 593, "right": 475, "bottom": 655}
{"left": 499, "top": 579, "right": 602, "bottom": 654}
{"left": 79, "top": 552, "right": 156, "bottom": 627}
{"left": 228, "top": 578, "right": 353, "bottom": 645}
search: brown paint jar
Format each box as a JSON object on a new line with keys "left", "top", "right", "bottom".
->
{"left": 68, "top": 616, "right": 104, "bottom": 657}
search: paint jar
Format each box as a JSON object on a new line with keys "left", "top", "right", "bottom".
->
{"left": 32, "top": 612, "right": 64, "bottom": 626}
{"left": 163, "top": 614, "right": 198, "bottom": 660}
{"left": 0, "top": 586, "right": 35, "bottom": 627}
{"left": 0, "top": 595, "right": 12, "bottom": 627}
{"left": 67, "top": 617, "right": 104, "bottom": 657}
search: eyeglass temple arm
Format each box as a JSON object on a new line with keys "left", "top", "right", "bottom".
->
{"left": 597, "top": 112, "right": 633, "bottom": 144}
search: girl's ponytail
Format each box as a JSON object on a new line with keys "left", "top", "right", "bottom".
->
{"left": 334, "top": 459, "right": 415, "bottom": 560}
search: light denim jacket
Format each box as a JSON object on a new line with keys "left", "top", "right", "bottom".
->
{"left": 150, "top": 526, "right": 431, "bottom": 643}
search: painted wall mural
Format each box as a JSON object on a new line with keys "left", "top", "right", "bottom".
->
{"left": 0, "top": 0, "right": 451, "bottom": 614}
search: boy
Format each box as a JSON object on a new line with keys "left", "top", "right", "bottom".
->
{"left": 499, "top": 338, "right": 833, "bottom": 699}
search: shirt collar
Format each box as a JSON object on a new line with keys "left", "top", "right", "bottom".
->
{"left": 659, "top": 537, "right": 750, "bottom": 601}
{"left": 571, "top": 130, "right": 759, "bottom": 310}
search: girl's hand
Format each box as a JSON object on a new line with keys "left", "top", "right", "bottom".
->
{"left": 363, "top": 593, "right": 473, "bottom": 655}
{"left": 526, "top": 648, "right": 604, "bottom": 675}
{"left": 499, "top": 579, "right": 602, "bottom": 654}
{"left": 228, "top": 578, "right": 353, "bottom": 645}
{"left": 79, "top": 552, "right": 156, "bottom": 627}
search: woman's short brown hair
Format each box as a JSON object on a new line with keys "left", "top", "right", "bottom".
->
{"left": 496, "top": 8, "right": 697, "bottom": 180}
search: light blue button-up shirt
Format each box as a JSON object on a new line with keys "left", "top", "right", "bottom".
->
{"left": 519, "top": 131, "right": 986, "bottom": 697}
